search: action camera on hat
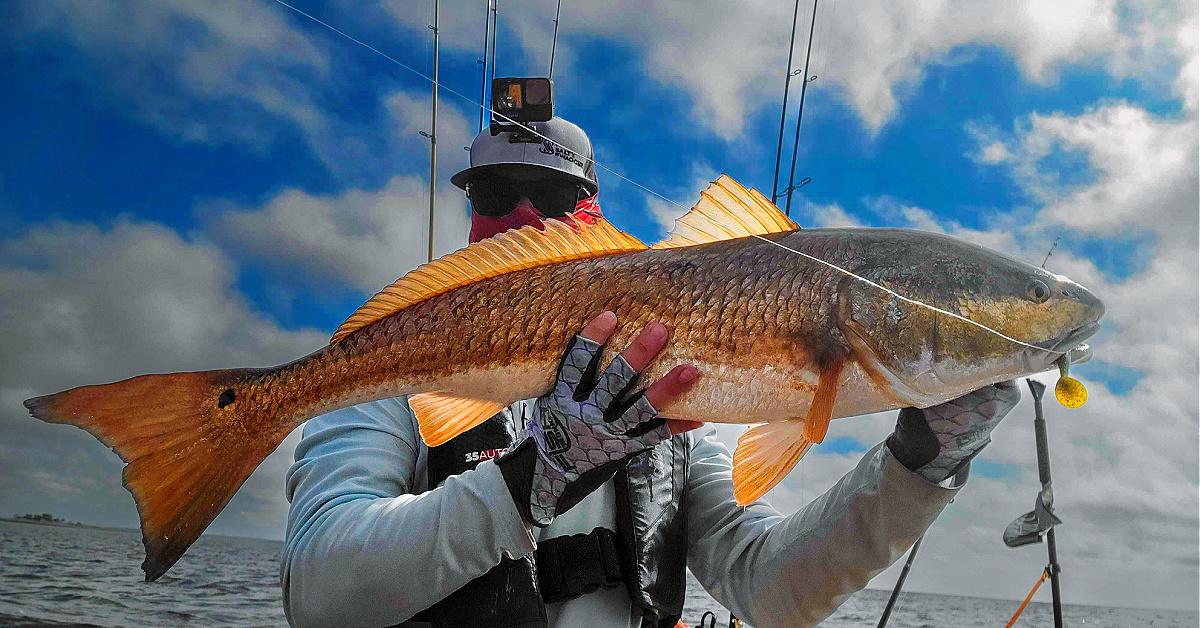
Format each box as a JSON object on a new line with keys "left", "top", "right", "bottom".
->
{"left": 490, "top": 77, "right": 555, "bottom": 130}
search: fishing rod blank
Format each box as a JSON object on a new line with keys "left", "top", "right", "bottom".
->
{"left": 478, "top": 0, "right": 492, "bottom": 132}
{"left": 784, "top": 0, "right": 819, "bottom": 216}
{"left": 876, "top": 535, "right": 923, "bottom": 628}
{"left": 1027, "top": 379, "right": 1065, "bottom": 628}
{"left": 427, "top": 0, "right": 440, "bottom": 263}
{"left": 771, "top": 0, "right": 802, "bottom": 204}
{"left": 490, "top": 1, "right": 501, "bottom": 90}
{"left": 549, "top": 0, "right": 562, "bottom": 79}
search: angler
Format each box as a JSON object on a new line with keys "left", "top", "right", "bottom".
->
{"left": 24, "top": 80, "right": 1103, "bottom": 628}
{"left": 272, "top": 81, "right": 1094, "bottom": 628}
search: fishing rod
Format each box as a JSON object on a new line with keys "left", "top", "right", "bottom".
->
{"left": 876, "top": 535, "right": 923, "bottom": 627}
{"left": 427, "top": 0, "right": 440, "bottom": 263}
{"left": 698, "top": 611, "right": 742, "bottom": 628}
{"left": 490, "top": 1, "right": 501, "bottom": 90}
{"left": 1041, "top": 236, "right": 1060, "bottom": 268}
{"left": 783, "top": 0, "right": 819, "bottom": 216}
{"left": 1000, "top": 378, "right": 1070, "bottom": 626}
{"left": 478, "top": 0, "right": 492, "bottom": 132}
{"left": 549, "top": 0, "right": 563, "bottom": 79}
{"left": 770, "top": 0, "right": 802, "bottom": 205}
{"left": 880, "top": 378, "right": 1073, "bottom": 628}
{"left": 1026, "top": 379, "right": 1065, "bottom": 626}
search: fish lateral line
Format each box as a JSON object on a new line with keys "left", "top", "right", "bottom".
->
{"left": 647, "top": 177, "right": 1075, "bottom": 359}
{"left": 745, "top": 229, "right": 1091, "bottom": 410}
{"left": 741, "top": 232, "right": 1066, "bottom": 357}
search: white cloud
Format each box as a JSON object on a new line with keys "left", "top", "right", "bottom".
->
{"left": 970, "top": 103, "right": 1199, "bottom": 242}
{"left": 819, "top": 0, "right": 1194, "bottom": 131}
{"left": 11, "top": 1, "right": 331, "bottom": 149}
{"left": 1172, "top": 9, "right": 1198, "bottom": 113}
{"left": 204, "top": 175, "right": 472, "bottom": 294}
{"left": 0, "top": 218, "right": 328, "bottom": 536}
{"left": 9, "top": 0, "right": 1194, "bottom": 171}
{"left": 792, "top": 199, "right": 868, "bottom": 228}
{"left": 7, "top": 0, "right": 462, "bottom": 184}
{"left": 384, "top": 89, "right": 476, "bottom": 177}
{"left": 381, "top": 0, "right": 1196, "bottom": 137}
{"left": 643, "top": 163, "right": 722, "bottom": 235}
{"left": 197, "top": 84, "right": 478, "bottom": 296}
{"left": 15, "top": 0, "right": 1193, "bottom": 177}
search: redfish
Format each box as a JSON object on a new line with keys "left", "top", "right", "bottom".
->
{"left": 24, "top": 176, "right": 1104, "bottom": 581}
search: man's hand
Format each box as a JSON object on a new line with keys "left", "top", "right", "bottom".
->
{"left": 497, "top": 311, "right": 699, "bottom": 527}
{"left": 887, "top": 381, "right": 1021, "bottom": 484}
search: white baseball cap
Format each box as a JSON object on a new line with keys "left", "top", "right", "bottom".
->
{"left": 451, "top": 117, "right": 598, "bottom": 195}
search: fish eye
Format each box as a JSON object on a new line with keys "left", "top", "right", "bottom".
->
{"left": 1026, "top": 280, "right": 1050, "bottom": 303}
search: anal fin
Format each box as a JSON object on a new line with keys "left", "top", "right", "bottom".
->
{"left": 803, "top": 359, "right": 844, "bottom": 444}
{"left": 732, "top": 422, "right": 813, "bottom": 506}
{"left": 410, "top": 393, "right": 506, "bottom": 447}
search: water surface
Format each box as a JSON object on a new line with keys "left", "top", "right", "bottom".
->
{"left": 1, "top": 521, "right": 1195, "bottom": 627}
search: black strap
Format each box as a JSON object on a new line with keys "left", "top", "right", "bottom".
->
{"left": 406, "top": 556, "right": 547, "bottom": 628}
{"left": 414, "top": 411, "right": 548, "bottom": 628}
{"left": 535, "top": 527, "right": 624, "bottom": 604}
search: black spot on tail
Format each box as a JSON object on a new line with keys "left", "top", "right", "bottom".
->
{"left": 217, "top": 389, "right": 236, "bottom": 408}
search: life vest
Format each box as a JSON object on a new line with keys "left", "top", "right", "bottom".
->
{"left": 410, "top": 409, "right": 689, "bottom": 628}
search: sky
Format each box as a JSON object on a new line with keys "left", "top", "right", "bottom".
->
{"left": 0, "top": 0, "right": 1196, "bottom": 616}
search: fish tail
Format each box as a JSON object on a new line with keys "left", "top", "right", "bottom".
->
{"left": 24, "top": 367, "right": 278, "bottom": 582}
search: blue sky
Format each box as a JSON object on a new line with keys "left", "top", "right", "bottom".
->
{"left": 0, "top": 0, "right": 1196, "bottom": 614}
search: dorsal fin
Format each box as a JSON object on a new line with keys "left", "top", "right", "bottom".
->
{"left": 652, "top": 174, "right": 799, "bottom": 250}
{"left": 331, "top": 217, "right": 647, "bottom": 344}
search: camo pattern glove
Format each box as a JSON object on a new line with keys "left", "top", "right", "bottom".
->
{"left": 496, "top": 334, "right": 671, "bottom": 527}
{"left": 887, "top": 381, "right": 1021, "bottom": 484}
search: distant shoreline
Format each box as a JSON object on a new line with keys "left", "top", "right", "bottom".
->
{"left": 0, "top": 517, "right": 133, "bottom": 533}
{"left": 0, "top": 517, "right": 282, "bottom": 544}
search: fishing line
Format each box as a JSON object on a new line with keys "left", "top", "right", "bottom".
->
{"left": 271, "top": 0, "right": 683, "bottom": 211}
{"left": 741, "top": 234, "right": 1065, "bottom": 355}
{"left": 271, "top": 0, "right": 1065, "bottom": 358}
{"left": 818, "top": 0, "right": 836, "bottom": 83}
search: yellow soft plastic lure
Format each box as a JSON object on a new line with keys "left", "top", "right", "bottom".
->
{"left": 1055, "top": 354, "right": 1087, "bottom": 408}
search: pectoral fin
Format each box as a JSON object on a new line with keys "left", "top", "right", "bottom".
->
{"left": 409, "top": 393, "right": 506, "bottom": 446}
{"left": 803, "top": 359, "right": 843, "bottom": 444}
{"left": 732, "top": 422, "right": 813, "bottom": 506}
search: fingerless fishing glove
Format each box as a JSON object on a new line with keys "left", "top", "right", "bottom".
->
{"left": 496, "top": 334, "right": 671, "bottom": 527}
{"left": 887, "top": 381, "right": 1021, "bottom": 484}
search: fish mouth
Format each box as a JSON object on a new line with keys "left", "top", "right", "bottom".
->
{"left": 1035, "top": 321, "right": 1101, "bottom": 353}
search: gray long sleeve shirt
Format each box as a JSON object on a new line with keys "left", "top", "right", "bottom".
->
{"left": 282, "top": 398, "right": 963, "bottom": 628}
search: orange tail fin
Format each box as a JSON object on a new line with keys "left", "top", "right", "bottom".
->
{"left": 24, "top": 368, "right": 283, "bottom": 582}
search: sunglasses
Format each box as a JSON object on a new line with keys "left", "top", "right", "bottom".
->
{"left": 466, "top": 178, "right": 590, "bottom": 218}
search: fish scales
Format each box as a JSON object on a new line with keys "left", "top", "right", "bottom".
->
{"left": 259, "top": 233, "right": 850, "bottom": 430}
